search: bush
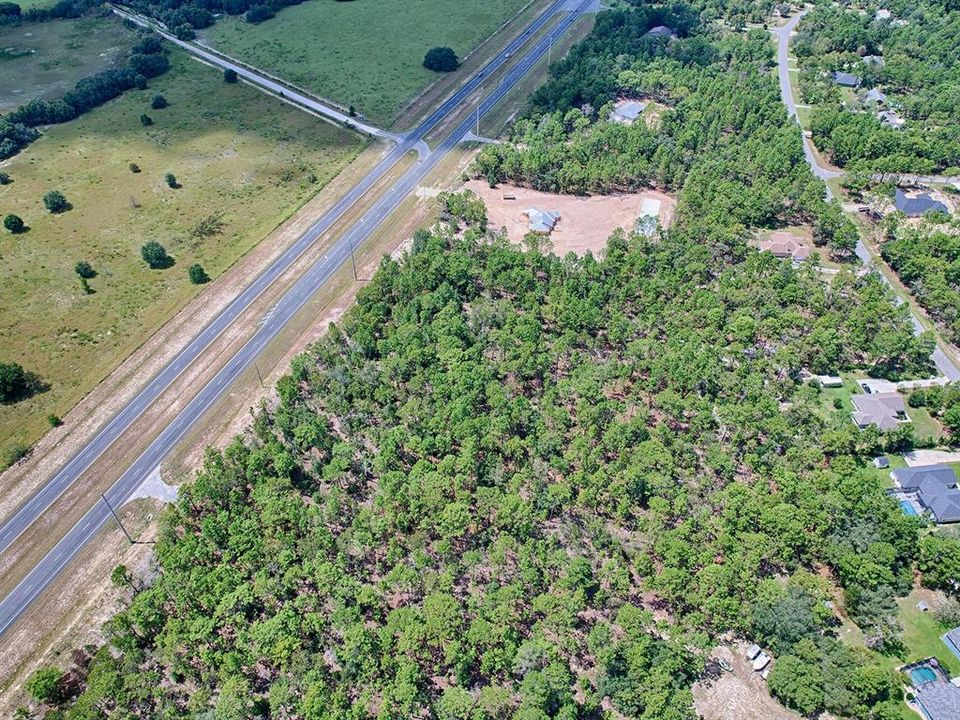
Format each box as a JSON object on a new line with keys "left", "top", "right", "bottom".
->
{"left": 140, "top": 113, "right": 153, "bottom": 127}
{"left": 0, "top": 360, "right": 39, "bottom": 403}
{"left": 43, "top": 190, "right": 69, "bottom": 213}
{"left": 151, "top": 93, "right": 168, "bottom": 109}
{"left": 141, "top": 241, "right": 173, "bottom": 269}
{"left": 1, "top": 441, "right": 29, "bottom": 469}
{"left": 74, "top": 260, "right": 95, "bottom": 279}
{"left": 25, "top": 666, "right": 64, "bottom": 704}
{"left": 0, "top": 171, "right": 11, "bottom": 184}
{"left": 423, "top": 46, "right": 459, "bottom": 72}
{"left": 4, "top": 213, "right": 25, "bottom": 233}
{"left": 224, "top": 68, "right": 238, "bottom": 83}
{"left": 47, "top": 413, "right": 62, "bottom": 427}
{"left": 165, "top": 172, "right": 179, "bottom": 188}
{"left": 129, "top": 162, "right": 141, "bottom": 173}
{"left": 188, "top": 263, "right": 210, "bottom": 284}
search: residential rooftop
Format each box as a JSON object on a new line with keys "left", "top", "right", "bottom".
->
{"left": 851, "top": 392, "right": 907, "bottom": 431}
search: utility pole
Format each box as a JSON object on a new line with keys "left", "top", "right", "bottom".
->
{"left": 254, "top": 363, "right": 264, "bottom": 388}
{"left": 348, "top": 227, "right": 359, "bottom": 281}
{"left": 548, "top": 32, "right": 554, "bottom": 65}
{"left": 101, "top": 494, "right": 133, "bottom": 545}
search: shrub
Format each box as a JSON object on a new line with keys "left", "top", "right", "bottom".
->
{"left": 74, "top": 260, "right": 96, "bottom": 279}
{"left": 4, "top": 213, "right": 25, "bottom": 233}
{"left": 244, "top": 4, "right": 274, "bottom": 22}
{"left": 0, "top": 171, "right": 11, "bottom": 184}
{"left": 151, "top": 93, "right": 168, "bottom": 109}
{"left": 423, "top": 46, "right": 459, "bottom": 72}
{"left": 164, "top": 172, "right": 179, "bottom": 188}
{"left": 224, "top": 68, "right": 238, "bottom": 83}
{"left": 1, "top": 441, "right": 29, "bottom": 469}
{"left": 141, "top": 241, "right": 173, "bottom": 269}
{"left": 0, "top": 360, "right": 39, "bottom": 402}
{"left": 129, "top": 162, "right": 141, "bottom": 173}
{"left": 140, "top": 113, "right": 153, "bottom": 126}
{"left": 25, "top": 666, "right": 64, "bottom": 704}
{"left": 188, "top": 263, "right": 210, "bottom": 284}
{"left": 47, "top": 414, "right": 62, "bottom": 427}
{"left": 43, "top": 190, "right": 69, "bottom": 213}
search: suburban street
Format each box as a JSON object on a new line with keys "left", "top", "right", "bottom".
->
{"left": 773, "top": 12, "right": 960, "bottom": 382}
{"left": 0, "top": 0, "right": 594, "bottom": 636}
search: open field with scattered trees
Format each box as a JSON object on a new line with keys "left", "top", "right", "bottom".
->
{"left": 0, "top": 49, "right": 365, "bottom": 464}
{"left": 0, "top": 15, "right": 136, "bottom": 111}
{"left": 203, "top": 0, "right": 532, "bottom": 126}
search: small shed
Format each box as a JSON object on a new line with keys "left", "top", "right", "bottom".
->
{"left": 746, "top": 644, "right": 762, "bottom": 660}
{"left": 878, "top": 110, "right": 906, "bottom": 129}
{"left": 609, "top": 99, "right": 647, "bottom": 125}
{"left": 865, "top": 88, "right": 887, "bottom": 104}
{"left": 863, "top": 55, "right": 885, "bottom": 67}
{"left": 873, "top": 456, "right": 890, "bottom": 469}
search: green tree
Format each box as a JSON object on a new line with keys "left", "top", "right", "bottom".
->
{"left": 151, "top": 94, "right": 168, "bottom": 109}
{"left": 224, "top": 68, "right": 238, "bottom": 83}
{"left": 188, "top": 264, "right": 210, "bottom": 284}
{"left": 768, "top": 654, "right": 824, "bottom": 715}
{"left": 141, "top": 241, "right": 173, "bottom": 269}
{"left": 423, "top": 46, "right": 459, "bottom": 72}
{"left": 25, "top": 666, "right": 64, "bottom": 704}
{"left": 74, "top": 260, "right": 96, "bottom": 279}
{"left": 3, "top": 213, "right": 24, "bottom": 233}
{"left": 43, "top": 190, "right": 69, "bottom": 213}
{"left": 164, "top": 172, "right": 179, "bottom": 189}
{"left": 140, "top": 113, "right": 153, "bottom": 126}
{"left": 0, "top": 361, "right": 39, "bottom": 403}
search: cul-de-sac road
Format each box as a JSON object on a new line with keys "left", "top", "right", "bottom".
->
{"left": 0, "top": 0, "right": 595, "bottom": 635}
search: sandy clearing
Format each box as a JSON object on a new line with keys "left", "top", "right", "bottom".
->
{"left": 465, "top": 179, "right": 675, "bottom": 257}
{"left": 693, "top": 644, "right": 801, "bottom": 720}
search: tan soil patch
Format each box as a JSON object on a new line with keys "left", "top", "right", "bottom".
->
{"left": 465, "top": 179, "right": 675, "bottom": 257}
{"left": 693, "top": 644, "right": 800, "bottom": 720}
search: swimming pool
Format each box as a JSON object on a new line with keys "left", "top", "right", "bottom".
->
{"left": 911, "top": 666, "right": 938, "bottom": 685}
{"left": 900, "top": 500, "right": 919, "bottom": 517}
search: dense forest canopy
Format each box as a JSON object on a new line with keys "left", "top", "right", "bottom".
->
{"left": 25, "top": 2, "right": 960, "bottom": 719}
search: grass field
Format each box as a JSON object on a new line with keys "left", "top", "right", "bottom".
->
{"left": 0, "top": 15, "right": 134, "bottom": 111}
{"left": 0, "top": 49, "right": 365, "bottom": 459}
{"left": 203, "top": 0, "right": 531, "bottom": 126}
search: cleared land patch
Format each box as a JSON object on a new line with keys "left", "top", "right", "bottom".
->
{"left": 465, "top": 179, "right": 675, "bottom": 256}
{"left": 0, "top": 49, "right": 365, "bottom": 457}
{"left": 0, "top": 16, "right": 134, "bottom": 111}
{"left": 202, "top": 0, "right": 530, "bottom": 126}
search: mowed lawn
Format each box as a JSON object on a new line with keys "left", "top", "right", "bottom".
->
{"left": 0, "top": 15, "right": 134, "bottom": 111}
{"left": 203, "top": 0, "right": 531, "bottom": 126}
{"left": 0, "top": 49, "right": 365, "bottom": 457}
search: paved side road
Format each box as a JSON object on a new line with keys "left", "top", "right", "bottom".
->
{"left": 0, "top": 0, "right": 594, "bottom": 636}
{"left": 112, "top": 4, "right": 400, "bottom": 141}
{"left": 773, "top": 13, "right": 960, "bottom": 382}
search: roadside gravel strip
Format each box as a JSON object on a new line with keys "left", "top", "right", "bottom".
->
{"left": 0, "top": 0, "right": 593, "bottom": 635}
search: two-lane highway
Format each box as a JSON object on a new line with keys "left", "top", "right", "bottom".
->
{"left": 0, "top": 0, "right": 594, "bottom": 634}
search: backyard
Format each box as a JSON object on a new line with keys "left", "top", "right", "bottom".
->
{"left": 202, "top": 0, "right": 535, "bottom": 126}
{"left": 0, "top": 49, "right": 365, "bottom": 461}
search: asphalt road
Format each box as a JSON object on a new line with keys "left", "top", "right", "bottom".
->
{"left": 0, "top": 0, "right": 594, "bottom": 635}
{"left": 773, "top": 13, "right": 960, "bottom": 382}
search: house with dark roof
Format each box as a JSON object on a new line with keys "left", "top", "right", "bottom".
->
{"left": 851, "top": 392, "right": 909, "bottom": 431}
{"left": 646, "top": 24, "right": 677, "bottom": 39}
{"left": 833, "top": 71, "right": 861, "bottom": 87}
{"left": 864, "top": 88, "right": 887, "bottom": 104}
{"left": 893, "top": 465, "right": 960, "bottom": 524}
{"left": 894, "top": 189, "right": 949, "bottom": 218}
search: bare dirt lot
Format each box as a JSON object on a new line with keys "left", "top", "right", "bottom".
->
{"left": 465, "top": 179, "right": 675, "bottom": 256}
{"left": 693, "top": 644, "right": 801, "bottom": 720}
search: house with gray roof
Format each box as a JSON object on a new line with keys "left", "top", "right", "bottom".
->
{"left": 914, "top": 676, "right": 960, "bottom": 720}
{"left": 893, "top": 465, "right": 960, "bottom": 524}
{"left": 878, "top": 109, "right": 905, "bottom": 129}
{"left": 525, "top": 208, "right": 560, "bottom": 234}
{"left": 864, "top": 88, "right": 887, "bottom": 104}
{"left": 851, "top": 392, "right": 909, "bottom": 431}
{"left": 609, "top": 99, "right": 647, "bottom": 125}
{"left": 646, "top": 24, "right": 677, "bottom": 39}
{"left": 833, "top": 71, "right": 861, "bottom": 88}
{"left": 894, "top": 189, "right": 948, "bottom": 217}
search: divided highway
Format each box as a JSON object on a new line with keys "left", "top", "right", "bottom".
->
{"left": 0, "top": 0, "right": 594, "bottom": 634}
